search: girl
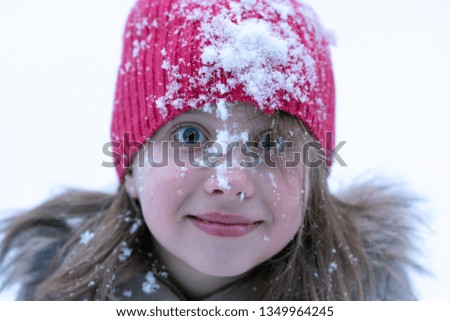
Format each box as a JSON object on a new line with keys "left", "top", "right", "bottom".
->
{"left": 0, "top": 0, "right": 419, "bottom": 300}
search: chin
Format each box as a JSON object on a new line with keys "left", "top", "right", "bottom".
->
{"left": 188, "top": 260, "right": 257, "bottom": 278}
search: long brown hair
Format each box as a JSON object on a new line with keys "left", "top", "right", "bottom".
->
{"left": 1, "top": 113, "right": 412, "bottom": 300}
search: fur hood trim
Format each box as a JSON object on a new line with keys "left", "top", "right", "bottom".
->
{"left": 336, "top": 179, "right": 423, "bottom": 299}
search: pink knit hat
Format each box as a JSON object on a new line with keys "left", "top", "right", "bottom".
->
{"left": 111, "top": 0, "right": 335, "bottom": 181}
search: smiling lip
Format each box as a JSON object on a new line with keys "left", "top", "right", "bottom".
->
{"left": 188, "top": 213, "right": 261, "bottom": 237}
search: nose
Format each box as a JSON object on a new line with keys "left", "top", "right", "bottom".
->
{"left": 203, "top": 164, "right": 255, "bottom": 200}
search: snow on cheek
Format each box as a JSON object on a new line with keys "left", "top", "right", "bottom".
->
{"left": 135, "top": 170, "right": 147, "bottom": 195}
{"left": 267, "top": 172, "right": 281, "bottom": 207}
{"left": 268, "top": 172, "right": 278, "bottom": 189}
{"left": 134, "top": 145, "right": 164, "bottom": 191}
{"left": 178, "top": 166, "right": 188, "bottom": 179}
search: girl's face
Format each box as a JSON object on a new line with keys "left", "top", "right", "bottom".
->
{"left": 125, "top": 102, "right": 308, "bottom": 280}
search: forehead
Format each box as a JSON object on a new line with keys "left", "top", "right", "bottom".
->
{"left": 172, "top": 102, "right": 274, "bottom": 129}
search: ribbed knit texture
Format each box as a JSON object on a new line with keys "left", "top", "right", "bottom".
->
{"left": 111, "top": 0, "right": 335, "bottom": 181}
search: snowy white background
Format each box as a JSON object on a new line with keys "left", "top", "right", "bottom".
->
{"left": 1, "top": 0, "right": 449, "bottom": 300}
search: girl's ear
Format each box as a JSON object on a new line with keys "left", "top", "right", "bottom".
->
{"left": 124, "top": 172, "right": 139, "bottom": 199}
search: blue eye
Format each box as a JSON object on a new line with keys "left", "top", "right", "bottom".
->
{"left": 258, "top": 131, "right": 291, "bottom": 158}
{"left": 174, "top": 126, "right": 207, "bottom": 144}
{"left": 260, "top": 132, "right": 275, "bottom": 150}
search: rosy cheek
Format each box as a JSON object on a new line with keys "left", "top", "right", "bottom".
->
{"left": 263, "top": 169, "right": 306, "bottom": 213}
{"left": 134, "top": 167, "right": 154, "bottom": 197}
{"left": 145, "top": 164, "right": 194, "bottom": 196}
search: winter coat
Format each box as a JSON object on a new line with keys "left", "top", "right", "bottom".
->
{"left": 14, "top": 181, "right": 419, "bottom": 300}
